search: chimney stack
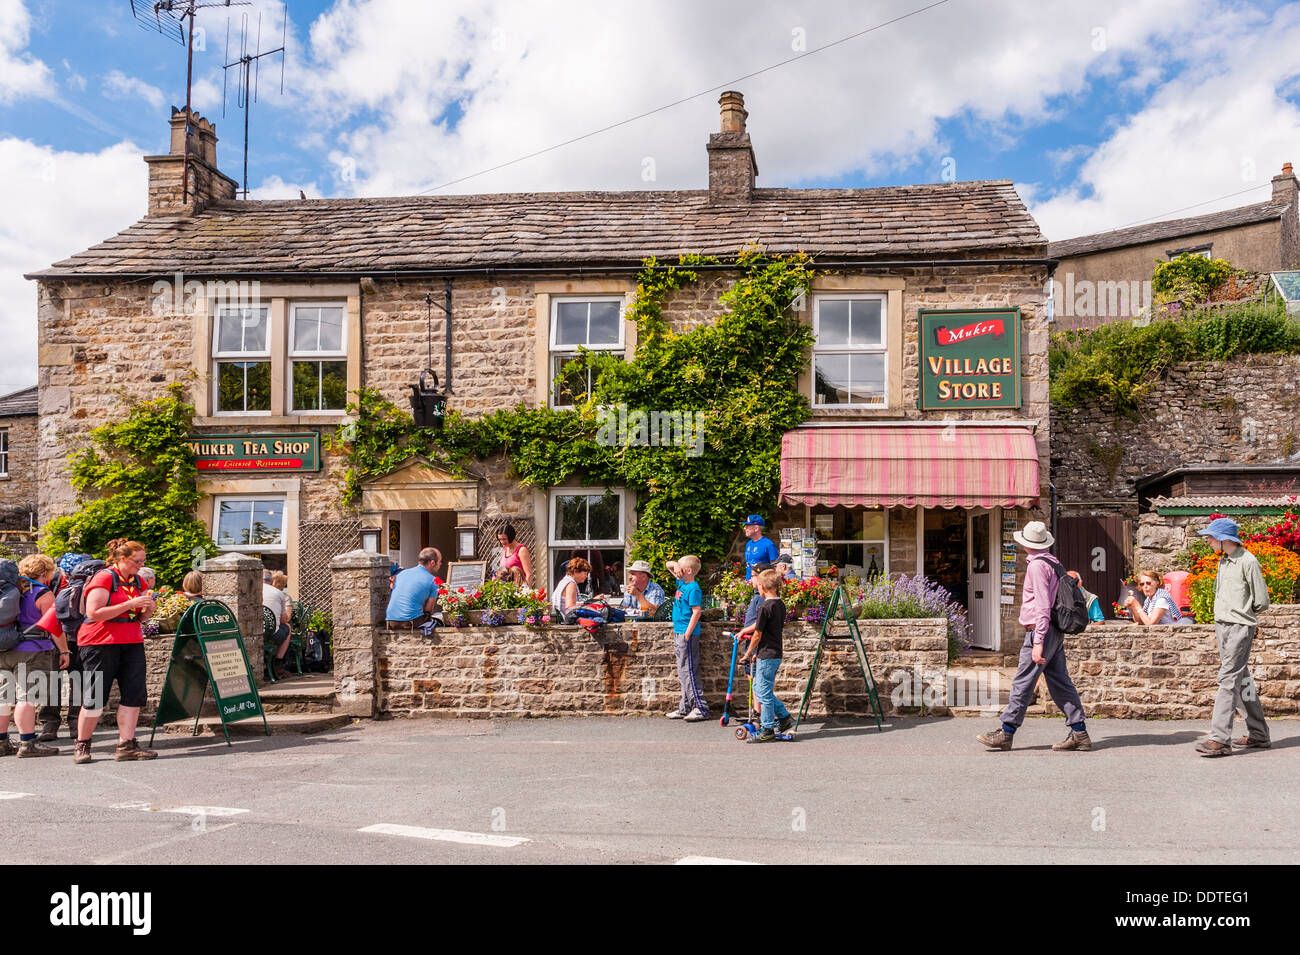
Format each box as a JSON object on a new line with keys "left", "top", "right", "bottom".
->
{"left": 1275, "top": 162, "right": 1300, "bottom": 269}
{"left": 144, "top": 107, "right": 239, "bottom": 216}
{"left": 1274, "top": 161, "right": 1297, "bottom": 201}
{"left": 707, "top": 91, "right": 758, "bottom": 202}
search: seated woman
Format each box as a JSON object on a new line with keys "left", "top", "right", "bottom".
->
{"left": 552, "top": 557, "right": 592, "bottom": 623}
{"left": 1124, "top": 570, "right": 1187, "bottom": 625}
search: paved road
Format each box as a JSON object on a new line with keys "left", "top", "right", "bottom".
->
{"left": 3, "top": 716, "right": 1297, "bottom": 864}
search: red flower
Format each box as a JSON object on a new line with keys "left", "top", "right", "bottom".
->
{"left": 457, "top": 587, "right": 464, "bottom": 593}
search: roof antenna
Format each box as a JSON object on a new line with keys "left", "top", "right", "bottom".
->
{"left": 129, "top": 2, "right": 251, "bottom": 205}
{"left": 222, "top": 4, "right": 288, "bottom": 199}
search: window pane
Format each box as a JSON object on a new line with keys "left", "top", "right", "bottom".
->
{"left": 848, "top": 353, "right": 886, "bottom": 404}
{"left": 554, "top": 494, "right": 589, "bottom": 542}
{"left": 813, "top": 354, "right": 851, "bottom": 405}
{"left": 815, "top": 543, "right": 864, "bottom": 575}
{"left": 851, "top": 299, "right": 883, "bottom": 345}
{"left": 554, "top": 302, "right": 588, "bottom": 346}
{"left": 250, "top": 500, "right": 284, "bottom": 546}
{"left": 810, "top": 507, "right": 860, "bottom": 541}
{"left": 292, "top": 361, "right": 348, "bottom": 411}
{"left": 215, "top": 500, "right": 253, "bottom": 546}
{"left": 586, "top": 492, "right": 621, "bottom": 540}
{"left": 292, "top": 307, "right": 320, "bottom": 352}
{"left": 818, "top": 300, "right": 850, "bottom": 346}
{"left": 218, "top": 307, "right": 267, "bottom": 353}
{"left": 216, "top": 361, "right": 271, "bottom": 412}
{"left": 862, "top": 510, "right": 886, "bottom": 540}
{"left": 552, "top": 548, "right": 625, "bottom": 594}
{"left": 551, "top": 354, "right": 588, "bottom": 407}
{"left": 587, "top": 301, "right": 621, "bottom": 345}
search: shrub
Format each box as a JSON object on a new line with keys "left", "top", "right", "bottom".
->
{"left": 1152, "top": 254, "right": 1232, "bottom": 304}
{"left": 1186, "top": 540, "right": 1300, "bottom": 622}
{"left": 851, "top": 573, "right": 973, "bottom": 659}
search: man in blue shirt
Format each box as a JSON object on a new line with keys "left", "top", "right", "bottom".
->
{"left": 620, "top": 560, "right": 664, "bottom": 617}
{"left": 741, "top": 515, "right": 779, "bottom": 627}
{"left": 386, "top": 547, "right": 441, "bottom": 628}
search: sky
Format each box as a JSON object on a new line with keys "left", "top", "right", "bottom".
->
{"left": 1, "top": 0, "right": 1299, "bottom": 393}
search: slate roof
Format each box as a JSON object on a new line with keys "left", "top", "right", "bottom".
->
{"left": 0, "top": 386, "right": 37, "bottom": 418}
{"left": 29, "top": 181, "right": 1046, "bottom": 278}
{"left": 1149, "top": 495, "right": 1299, "bottom": 510}
{"left": 1046, "top": 199, "right": 1291, "bottom": 259}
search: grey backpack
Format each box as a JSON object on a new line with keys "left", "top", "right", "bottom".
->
{"left": 0, "top": 560, "right": 23, "bottom": 652}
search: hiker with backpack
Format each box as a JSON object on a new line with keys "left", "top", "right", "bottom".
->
{"left": 0, "top": 557, "right": 64, "bottom": 758}
{"left": 39, "top": 553, "right": 101, "bottom": 740}
{"left": 976, "top": 520, "right": 1092, "bottom": 753}
{"left": 73, "top": 539, "right": 158, "bottom": 764}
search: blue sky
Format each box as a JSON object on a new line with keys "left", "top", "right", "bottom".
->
{"left": 2, "top": 0, "right": 1299, "bottom": 390}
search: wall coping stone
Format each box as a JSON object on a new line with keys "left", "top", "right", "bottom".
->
{"left": 205, "top": 553, "right": 262, "bottom": 569}
{"left": 330, "top": 549, "right": 392, "bottom": 570}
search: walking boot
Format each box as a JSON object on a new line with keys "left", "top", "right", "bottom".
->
{"left": 73, "top": 740, "right": 92, "bottom": 764}
{"left": 36, "top": 722, "right": 60, "bottom": 743}
{"left": 1052, "top": 729, "right": 1093, "bottom": 751}
{"left": 114, "top": 738, "right": 158, "bottom": 761}
{"left": 16, "top": 739, "right": 59, "bottom": 757}
{"left": 1195, "top": 739, "right": 1232, "bottom": 757}
{"left": 0, "top": 737, "right": 17, "bottom": 757}
{"left": 976, "top": 728, "right": 1013, "bottom": 750}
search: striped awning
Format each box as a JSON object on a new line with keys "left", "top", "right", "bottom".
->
{"left": 780, "top": 425, "right": 1040, "bottom": 509}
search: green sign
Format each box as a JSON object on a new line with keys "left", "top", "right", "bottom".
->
{"left": 150, "top": 599, "right": 268, "bottom": 746}
{"left": 188, "top": 432, "right": 320, "bottom": 474}
{"left": 918, "top": 308, "right": 1022, "bottom": 410}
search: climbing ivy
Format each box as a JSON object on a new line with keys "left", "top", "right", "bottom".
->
{"left": 332, "top": 249, "right": 816, "bottom": 577}
{"left": 40, "top": 383, "right": 217, "bottom": 586}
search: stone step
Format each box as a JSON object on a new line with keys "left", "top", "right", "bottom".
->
{"left": 163, "top": 712, "right": 352, "bottom": 737}
{"left": 197, "top": 673, "right": 338, "bottom": 717}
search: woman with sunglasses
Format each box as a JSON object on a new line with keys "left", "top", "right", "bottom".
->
{"left": 1124, "top": 570, "right": 1186, "bottom": 625}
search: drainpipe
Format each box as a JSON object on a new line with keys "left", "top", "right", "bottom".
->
{"left": 1050, "top": 482, "right": 1058, "bottom": 551}
{"left": 444, "top": 277, "right": 453, "bottom": 393}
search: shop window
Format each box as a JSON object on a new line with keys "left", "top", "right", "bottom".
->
{"left": 549, "top": 298, "right": 624, "bottom": 409}
{"left": 812, "top": 295, "right": 887, "bottom": 408}
{"left": 549, "top": 488, "right": 625, "bottom": 593}
{"left": 289, "top": 304, "right": 348, "bottom": 412}
{"left": 0, "top": 428, "right": 7, "bottom": 476}
{"left": 213, "top": 305, "right": 271, "bottom": 413}
{"left": 809, "top": 506, "right": 887, "bottom": 578}
{"left": 213, "top": 495, "right": 286, "bottom": 551}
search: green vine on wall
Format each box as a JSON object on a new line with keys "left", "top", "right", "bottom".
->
{"left": 331, "top": 249, "right": 816, "bottom": 576}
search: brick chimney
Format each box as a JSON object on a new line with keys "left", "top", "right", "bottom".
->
{"left": 1275, "top": 162, "right": 1299, "bottom": 268}
{"left": 144, "top": 107, "right": 239, "bottom": 216}
{"left": 707, "top": 91, "right": 758, "bottom": 202}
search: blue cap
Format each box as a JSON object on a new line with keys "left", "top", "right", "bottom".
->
{"left": 1197, "top": 518, "right": 1241, "bottom": 543}
{"left": 57, "top": 553, "right": 90, "bottom": 577}
{"left": 742, "top": 514, "right": 766, "bottom": 527}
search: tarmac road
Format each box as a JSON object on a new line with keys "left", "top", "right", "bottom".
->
{"left": 2, "top": 716, "right": 1297, "bottom": 865}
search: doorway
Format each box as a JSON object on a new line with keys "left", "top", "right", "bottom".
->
{"left": 384, "top": 510, "right": 457, "bottom": 570}
{"left": 920, "top": 507, "right": 1000, "bottom": 650}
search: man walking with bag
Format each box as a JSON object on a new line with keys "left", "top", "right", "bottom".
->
{"left": 1195, "top": 518, "right": 1271, "bottom": 757}
{"left": 976, "top": 520, "right": 1091, "bottom": 752}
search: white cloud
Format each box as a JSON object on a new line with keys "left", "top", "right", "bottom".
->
{"left": 250, "top": 174, "right": 320, "bottom": 200}
{"left": 101, "top": 69, "right": 166, "bottom": 109}
{"left": 0, "top": 0, "right": 51, "bottom": 103}
{"left": 0, "top": 138, "right": 145, "bottom": 392}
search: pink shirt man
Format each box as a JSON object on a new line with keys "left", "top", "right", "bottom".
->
{"left": 1018, "top": 551, "right": 1059, "bottom": 645}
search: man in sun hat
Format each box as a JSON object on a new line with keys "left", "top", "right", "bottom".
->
{"left": 740, "top": 515, "right": 779, "bottom": 627}
{"left": 976, "top": 520, "right": 1090, "bottom": 752}
{"left": 621, "top": 560, "right": 664, "bottom": 617}
{"left": 1194, "top": 517, "right": 1271, "bottom": 757}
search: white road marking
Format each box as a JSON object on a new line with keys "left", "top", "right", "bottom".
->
{"left": 110, "top": 802, "right": 248, "bottom": 816}
{"left": 0, "top": 791, "right": 33, "bottom": 800}
{"left": 675, "top": 855, "right": 760, "bottom": 865}
{"left": 109, "top": 801, "right": 153, "bottom": 810}
{"left": 358, "top": 823, "right": 529, "bottom": 848}
{"left": 93, "top": 823, "right": 240, "bottom": 865}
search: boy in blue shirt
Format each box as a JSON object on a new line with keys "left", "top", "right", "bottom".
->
{"left": 665, "top": 555, "right": 707, "bottom": 722}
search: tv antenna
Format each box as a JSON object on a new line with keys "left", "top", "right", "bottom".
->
{"left": 129, "top": 1, "right": 251, "bottom": 204}
{"left": 222, "top": 7, "right": 288, "bottom": 198}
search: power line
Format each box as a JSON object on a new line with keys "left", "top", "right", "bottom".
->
{"left": 1108, "top": 182, "right": 1273, "bottom": 232}
{"left": 412, "top": 0, "right": 954, "bottom": 195}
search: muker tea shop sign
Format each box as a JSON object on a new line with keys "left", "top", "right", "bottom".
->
{"left": 187, "top": 432, "right": 320, "bottom": 474}
{"left": 918, "top": 307, "right": 1022, "bottom": 410}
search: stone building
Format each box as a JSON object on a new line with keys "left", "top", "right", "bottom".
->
{"left": 28, "top": 93, "right": 1052, "bottom": 650}
{"left": 1046, "top": 164, "right": 1299, "bottom": 330}
{"left": 0, "top": 385, "right": 38, "bottom": 533}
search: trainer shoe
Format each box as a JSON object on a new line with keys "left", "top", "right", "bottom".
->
{"left": 683, "top": 709, "right": 707, "bottom": 722}
{"left": 1232, "top": 736, "right": 1271, "bottom": 749}
{"left": 0, "top": 737, "right": 17, "bottom": 757}
{"left": 976, "top": 728, "right": 1013, "bottom": 750}
{"left": 1052, "top": 730, "right": 1092, "bottom": 751}
{"left": 666, "top": 710, "right": 686, "bottom": 719}
{"left": 114, "top": 738, "right": 158, "bottom": 761}
{"left": 16, "top": 740, "right": 59, "bottom": 758}
{"left": 73, "top": 740, "right": 92, "bottom": 765}
{"left": 1195, "top": 739, "right": 1232, "bottom": 757}
{"left": 746, "top": 728, "right": 776, "bottom": 743}
{"left": 777, "top": 715, "right": 794, "bottom": 733}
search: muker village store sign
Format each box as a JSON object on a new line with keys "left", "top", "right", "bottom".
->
{"left": 187, "top": 432, "right": 321, "bottom": 474}
{"left": 918, "top": 307, "right": 1022, "bottom": 410}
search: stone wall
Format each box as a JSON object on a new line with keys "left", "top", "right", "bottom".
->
{"left": 330, "top": 550, "right": 391, "bottom": 717}
{"left": 0, "top": 413, "right": 37, "bottom": 530}
{"left": 375, "top": 619, "right": 950, "bottom": 719}
{"left": 1037, "top": 605, "right": 1300, "bottom": 720}
{"left": 1133, "top": 512, "right": 1205, "bottom": 574}
{"left": 1051, "top": 354, "right": 1300, "bottom": 504}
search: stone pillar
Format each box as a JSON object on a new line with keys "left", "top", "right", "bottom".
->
{"left": 202, "top": 553, "right": 265, "bottom": 684}
{"left": 330, "top": 550, "right": 389, "bottom": 717}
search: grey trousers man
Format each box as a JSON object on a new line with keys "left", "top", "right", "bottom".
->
{"left": 1000, "top": 626, "right": 1086, "bottom": 728}
{"left": 1210, "top": 623, "right": 1270, "bottom": 744}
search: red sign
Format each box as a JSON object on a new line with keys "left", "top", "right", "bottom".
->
{"left": 934, "top": 318, "right": 1004, "bottom": 346}
{"left": 197, "top": 459, "right": 305, "bottom": 471}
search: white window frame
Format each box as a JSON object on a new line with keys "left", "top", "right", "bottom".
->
{"left": 548, "top": 487, "right": 626, "bottom": 548}
{"left": 811, "top": 293, "right": 889, "bottom": 409}
{"left": 212, "top": 304, "right": 272, "bottom": 416}
{"left": 212, "top": 494, "right": 288, "bottom": 553}
{"left": 806, "top": 505, "right": 889, "bottom": 577}
{"left": 288, "top": 301, "right": 349, "bottom": 413}
{"left": 0, "top": 428, "right": 8, "bottom": 477}
{"left": 548, "top": 296, "right": 625, "bottom": 410}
